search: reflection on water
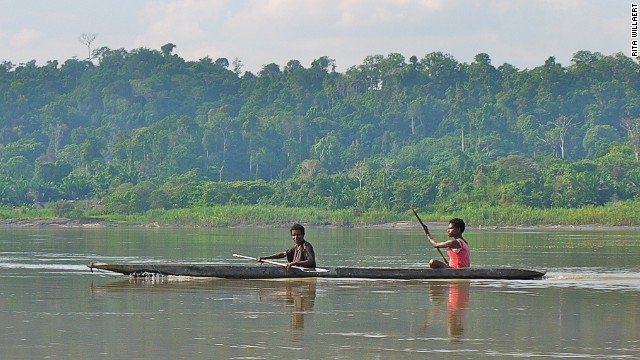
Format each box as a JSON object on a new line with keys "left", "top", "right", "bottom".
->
{"left": 256, "top": 279, "right": 316, "bottom": 330}
{"left": 422, "top": 281, "right": 470, "bottom": 343}
{"left": 447, "top": 282, "right": 470, "bottom": 340}
{"left": 92, "top": 277, "right": 317, "bottom": 332}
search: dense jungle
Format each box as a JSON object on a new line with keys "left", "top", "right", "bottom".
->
{"left": 1, "top": 44, "right": 640, "bottom": 225}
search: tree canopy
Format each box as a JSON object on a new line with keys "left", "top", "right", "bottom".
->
{"left": 1, "top": 46, "right": 639, "bottom": 215}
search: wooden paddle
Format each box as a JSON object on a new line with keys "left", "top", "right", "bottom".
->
{"left": 411, "top": 207, "right": 448, "bottom": 265}
{"left": 232, "top": 253, "right": 329, "bottom": 273}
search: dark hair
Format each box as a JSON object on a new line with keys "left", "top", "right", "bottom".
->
{"left": 290, "top": 223, "right": 305, "bottom": 236}
{"left": 449, "top": 218, "right": 465, "bottom": 233}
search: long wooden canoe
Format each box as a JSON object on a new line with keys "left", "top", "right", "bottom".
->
{"left": 88, "top": 263, "right": 546, "bottom": 280}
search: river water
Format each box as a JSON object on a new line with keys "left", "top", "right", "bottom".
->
{"left": 1, "top": 226, "right": 639, "bottom": 359}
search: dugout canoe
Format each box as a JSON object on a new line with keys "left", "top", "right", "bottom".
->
{"left": 88, "top": 263, "right": 546, "bottom": 280}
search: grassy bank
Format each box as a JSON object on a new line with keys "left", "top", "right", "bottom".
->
{"left": 98, "top": 206, "right": 402, "bottom": 227}
{"left": 2, "top": 201, "right": 640, "bottom": 227}
{"left": 446, "top": 201, "right": 640, "bottom": 227}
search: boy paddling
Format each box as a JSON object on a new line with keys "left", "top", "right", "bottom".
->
{"left": 426, "top": 218, "right": 470, "bottom": 269}
{"left": 258, "top": 223, "right": 316, "bottom": 270}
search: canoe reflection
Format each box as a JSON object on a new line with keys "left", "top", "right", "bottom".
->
{"left": 90, "top": 277, "right": 317, "bottom": 330}
{"left": 423, "top": 281, "right": 470, "bottom": 342}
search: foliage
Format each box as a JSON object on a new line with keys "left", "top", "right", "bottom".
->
{"left": 0, "top": 48, "right": 639, "bottom": 224}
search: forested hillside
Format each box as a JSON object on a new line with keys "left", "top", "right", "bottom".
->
{"left": 1, "top": 45, "right": 639, "bottom": 216}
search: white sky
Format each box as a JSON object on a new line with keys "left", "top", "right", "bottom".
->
{"left": 0, "top": 0, "right": 633, "bottom": 73}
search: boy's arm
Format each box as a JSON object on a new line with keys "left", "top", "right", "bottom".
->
{"left": 428, "top": 237, "right": 457, "bottom": 249}
{"left": 258, "top": 251, "right": 286, "bottom": 262}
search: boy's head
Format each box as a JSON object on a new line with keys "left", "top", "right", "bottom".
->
{"left": 449, "top": 218, "right": 465, "bottom": 234}
{"left": 290, "top": 223, "right": 305, "bottom": 236}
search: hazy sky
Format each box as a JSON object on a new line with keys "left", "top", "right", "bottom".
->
{"left": 0, "top": 0, "right": 632, "bottom": 73}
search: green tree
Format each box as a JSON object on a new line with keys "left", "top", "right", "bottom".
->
{"left": 583, "top": 125, "right": 619, "bottom": 158}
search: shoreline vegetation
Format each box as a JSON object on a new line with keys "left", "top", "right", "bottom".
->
{"left": 2, "top": 200, "right": 640, "bottom": 230}
{"left": 2, "top": 51, "right": 640, "bottom": 235}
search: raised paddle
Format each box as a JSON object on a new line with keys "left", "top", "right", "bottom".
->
{"left": 232, "top": 253, "right": 329, "bottom": 273}
{"left": 411, "top": 207, "right": 448, "bottom": 265}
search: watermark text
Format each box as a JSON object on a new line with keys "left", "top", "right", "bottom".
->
{"left": 632, "top": 3, "right": 638, "bottom": 57}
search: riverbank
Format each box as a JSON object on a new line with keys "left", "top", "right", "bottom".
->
{"left": 0, "top": 218, "right": 116, "bottom": 228}
{"left": 3, "top": 217, "right": 640, "bottom": 232}
{"left": 3, "top": 201, "right": 640, "bottom": 229}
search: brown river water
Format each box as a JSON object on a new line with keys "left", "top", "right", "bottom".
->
{"left": 1, "top": 226, "right": 639, "bottom": 359}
